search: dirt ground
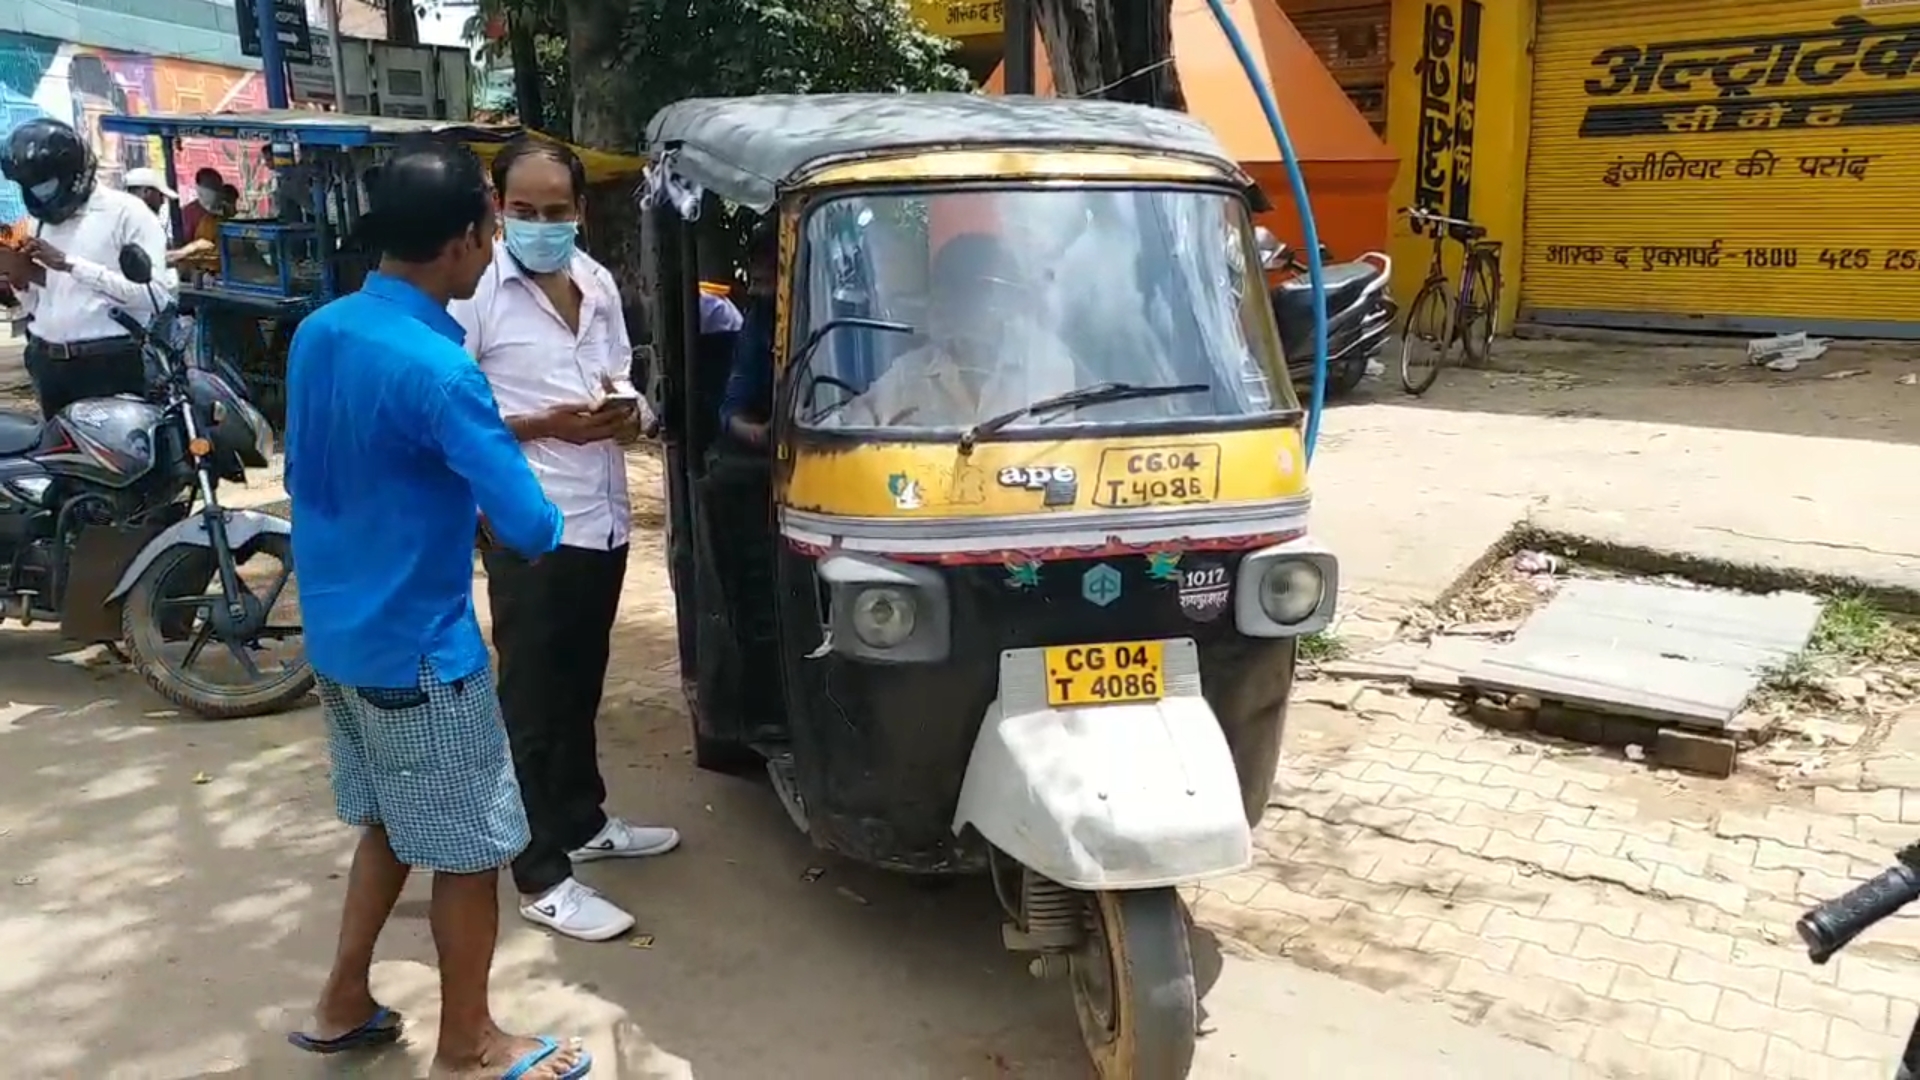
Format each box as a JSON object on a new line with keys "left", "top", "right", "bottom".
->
{"left": 1341, "top": 335, "right": 1920, "bottom": 445}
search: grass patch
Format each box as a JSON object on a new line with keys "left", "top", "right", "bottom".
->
{"left": 1760, "top": 594, "right": 1917, "bottom": 697}
{"left": 1298, "top": 631, "right": 1348, "bottom": 664}
{"left": 1812, "top": 594, "right": 1897, "bottom": 658}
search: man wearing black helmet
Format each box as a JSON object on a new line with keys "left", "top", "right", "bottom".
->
{"left": 0, "top": 118, "right": 175, "bottom": 420}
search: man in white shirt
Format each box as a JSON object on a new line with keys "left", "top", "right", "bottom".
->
{"left": 0, "top": 119, "right": 175, "bottom": 420}
{"left": 123, "top": 166, "right": 178, "bottom": 246}
{"left": 449, "top": 138, "right": 679, "bottom": 944}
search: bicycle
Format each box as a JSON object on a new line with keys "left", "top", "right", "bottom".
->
{"left": 1799, "top": 843, "right": 1920, "bottom": 1078}
{"left": 1394, "top": 206, "right": 1503, "bottom": 396}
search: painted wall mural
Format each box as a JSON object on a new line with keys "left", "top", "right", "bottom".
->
{"left": 0, "top": 30, "right": 267, "bottom": 227}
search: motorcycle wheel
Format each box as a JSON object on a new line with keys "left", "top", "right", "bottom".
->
{"left": 121, "top": 533, "right": 316, "bottom": 719}
{"left": 1072, "top": 888, "right": 1198, "bottom": 1079}
{"left": 1329, "top": 355, "right": 1369, "bottom": 397}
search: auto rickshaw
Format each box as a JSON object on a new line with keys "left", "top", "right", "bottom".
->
{"left": 642, "top": 93, "right": 1339, "bottom": 1078}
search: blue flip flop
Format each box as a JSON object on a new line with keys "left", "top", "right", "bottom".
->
{"left": 502, "top": 1036, "right": 593, "bottom": 1080}
{"left": 286, "top": 1005, "right": 405, "bottom": 1054}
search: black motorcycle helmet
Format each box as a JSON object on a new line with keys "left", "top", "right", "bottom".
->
{"left": 2, "top": 118, "right": 96, "bottom": 225}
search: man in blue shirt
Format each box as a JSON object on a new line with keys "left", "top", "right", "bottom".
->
{"left": 282, "top": 142, "right": 589, "bottom": 1080}
{"left": 716, "top": 219, "right": 778, "bottom": 449}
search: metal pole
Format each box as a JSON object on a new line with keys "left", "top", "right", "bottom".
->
{"left": 1004, "top": 0, "right": 1034, "bottom": 94}
{"left": 324, "top": 0, "right": 349, "bottom": 113}
{"left": 160, "top": 138, "right": 182, "bottom": 242}
{"left": 255, "top": 0, "right": 290, "bottom": 108}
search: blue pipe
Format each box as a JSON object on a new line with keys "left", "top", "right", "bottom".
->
{"left": 1201, "top": 0, "right": 1327, "bottom": 464}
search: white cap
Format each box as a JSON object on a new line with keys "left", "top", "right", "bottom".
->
{"left": 123, "top": 167, "right": 177, "bottom": 200}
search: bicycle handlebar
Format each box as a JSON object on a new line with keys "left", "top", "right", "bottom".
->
{"left": 1798, "top": 848, "right": 1920, "bottom": 964}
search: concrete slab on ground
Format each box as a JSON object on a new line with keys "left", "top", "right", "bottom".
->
{"left": 1458, "top": 579, "right": 1822, "bottom": 728}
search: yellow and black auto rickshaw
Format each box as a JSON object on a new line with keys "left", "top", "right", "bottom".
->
{"left": 642, "top": 93, "right": 1339, "bottom": 1077}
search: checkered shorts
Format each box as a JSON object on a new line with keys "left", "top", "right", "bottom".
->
{"left": 318, "top": 661, "right": 531, "bottom": 874}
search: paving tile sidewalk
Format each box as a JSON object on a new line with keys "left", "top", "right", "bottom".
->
{"left": 1186, "top": 686, "right": 1920, "bottom": 1079}
{"left": 1222, "top": 361, "right": 1920, "bottom": 1076}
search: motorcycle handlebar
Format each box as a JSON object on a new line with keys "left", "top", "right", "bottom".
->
{"left": 1797, "top": 861, "right": 1920, "bottom": 964}
{"left": 108, "top": 306, "right": 147, "bottom": 340}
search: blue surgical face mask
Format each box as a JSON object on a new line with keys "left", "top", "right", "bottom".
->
{"left": 28, "top": 179, "right": 60, "bottom": 202}
{"left": 504, "top": 219, "right": 577, "bottom": 274}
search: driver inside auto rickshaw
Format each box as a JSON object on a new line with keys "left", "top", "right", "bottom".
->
{"left": 828, "top": 232, "right": 1078, "bottom": 429}
{"left": 716, "top": 218, "right": 779, "bottom": 449}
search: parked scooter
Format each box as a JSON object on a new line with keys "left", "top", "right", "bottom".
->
{"left": 1255, "top": 230, "right": 1395, "bottom": 398}
{"left": 0, "top": 243, "right": 310, "bottom": 718}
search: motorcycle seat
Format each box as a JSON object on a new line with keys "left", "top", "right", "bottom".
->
{"left": 0, "top": 409, "right": 42, "bottom": 456}
{"left": 1272, "top": 264, "right": 1381, "bottom": 324}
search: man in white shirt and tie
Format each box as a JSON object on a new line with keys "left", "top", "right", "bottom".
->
{"left": 450, "top": 138, "right": 680, "bottom": 943}
{"left": 0, "top": 118, "right": 174, "bottom": 421}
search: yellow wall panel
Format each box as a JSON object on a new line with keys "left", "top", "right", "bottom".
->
{"left": 1382, "top": 0, "right": 1534, "bottom": 332}
{"left": 1523, "top": 0, "right": 1920, "bottom": 335}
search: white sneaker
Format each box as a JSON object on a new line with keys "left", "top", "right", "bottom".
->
{"left": 570, "top": 817, "right": 681, "bottom": 863}
{"left": 519, "top": 878, "right": 636, "bottom": 942}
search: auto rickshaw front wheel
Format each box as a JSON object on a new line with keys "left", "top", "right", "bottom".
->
{"left": 1070, "top": 888, "right": 1198, "bottom": 1079}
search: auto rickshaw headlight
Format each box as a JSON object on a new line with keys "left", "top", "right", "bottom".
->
{"left": 1234, "top": 540, "right": 1339, "bottom": 638}
{"left": 851, "top": 586, "right": 917, "bottom": 649}
{"left": 817, "top": 553, "right": 950, "bottom": 664}
{"left": 1259, "top": 561, "right": 1324, "bottom": 625}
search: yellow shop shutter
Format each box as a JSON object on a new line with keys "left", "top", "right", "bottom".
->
{"left": 1522, "top": 0, "right": 1920, "bottom": 337}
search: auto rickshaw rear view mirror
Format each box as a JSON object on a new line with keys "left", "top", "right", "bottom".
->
{"left": 1253, "top": 227, "right": 1284, "bottom": 271}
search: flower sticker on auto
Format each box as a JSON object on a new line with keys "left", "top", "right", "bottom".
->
{"left": 887, "top": 472, "right": 923, "bottom": 510}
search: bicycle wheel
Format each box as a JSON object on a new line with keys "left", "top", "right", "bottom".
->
{"left": 1397, "top": 279, "right": 1453, "bottom": 396}
{"left": 1460, "top": 249, "right": 1502, "bottom": 368}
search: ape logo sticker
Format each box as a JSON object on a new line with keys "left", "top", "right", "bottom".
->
{"left": 999, "top": 465, "right": 1079, "bottom": 508}
{"left": 1081, "top": 564, "right": 1123, "bottom": 607}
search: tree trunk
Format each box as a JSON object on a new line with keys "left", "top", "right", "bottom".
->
{"left": 564, "top": 0, "right": 650, "bottom": 337}
{"left": 1032, "top": 0, "right": 1184, "bottom": 109}
{"left": 563, "top": 0, "right": 639, "bottom": 154}
{"left": 384, "top": 1, "right": 420, "bottom": 45}
{"left": 508, "top": 17, "right": 544, "bottom": 127}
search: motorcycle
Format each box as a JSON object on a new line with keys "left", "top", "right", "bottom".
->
{"left": 0, "top": 243, "right": 312, "bottom": 718}
{"left": 1255, "top": 230, "right": 1395, "bottom": 398}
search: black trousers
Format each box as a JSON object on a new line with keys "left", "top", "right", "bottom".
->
{"left": 484, "top": 543, "right": 630, "bottom": 897}
{"left": 24, "top": 339, "right": 146, "bottom": 421}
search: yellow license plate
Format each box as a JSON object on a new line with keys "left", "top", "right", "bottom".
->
{"left": 1043, "top": 641, "right": 1166, "bottom": 707}
{"left": 1091, "top": 444, "right": 1222, "bottom": 508}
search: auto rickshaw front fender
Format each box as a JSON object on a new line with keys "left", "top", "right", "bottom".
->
{"left": 951, "top": 640, "right": 1253, "bottom": 892}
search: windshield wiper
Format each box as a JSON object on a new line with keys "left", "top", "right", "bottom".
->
{"left": 958, "top": 381, "right": 1210, "bottom": 453}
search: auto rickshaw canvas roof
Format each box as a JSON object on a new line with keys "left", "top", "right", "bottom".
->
{"left": 645, "top": 93, "right": 1251, "bottom": 213}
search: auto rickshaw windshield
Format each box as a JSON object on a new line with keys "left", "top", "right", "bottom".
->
{"left": 796, "top": 186, "right": 1298, "bottom": 433}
